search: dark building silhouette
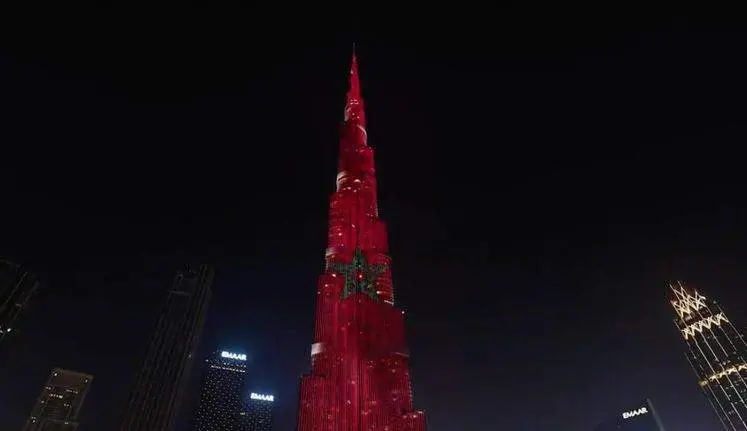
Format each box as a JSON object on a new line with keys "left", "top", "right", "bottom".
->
{"left": 239, "top": 392, "right": 274, "bottom": 431}
{"left": 0, "top": 259, "right": 39, "bottom": 347}
{"left": 594, "top": 398, "right": 666, "bottom": 431}
{"left": 192, "top": 349, "right": 248, "bottom": 431}
{"left": 22, "top": 368, "right": 93, "bottom": 431}
{"left": 119, "top": 265, "right": 214, "bottom": 431}
{"left": 669, "top": 282, "right": 747, "bottom": 430}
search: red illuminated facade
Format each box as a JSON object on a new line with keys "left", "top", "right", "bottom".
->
{"left": 296, "top": 52, "right": 427, "bottom": 430}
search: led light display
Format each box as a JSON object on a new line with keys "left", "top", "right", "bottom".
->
{"left": 594, "top": 398, "right": 665, "bottom": 431}
{"left": 250, "top": 393, "right": 274, "bottom": 402}
{"left": 622, "top": 407, "right": 648, "bottom": 419}
{"left": 296, "top": 50, "right": 426, "bottom": 430}
{"left": 221, "top": 351, "right": 247, "bottom": 361}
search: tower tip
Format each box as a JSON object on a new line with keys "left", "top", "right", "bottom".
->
{"left": 344, "top": 46, "right": 364, "bottom": 126}
{"left": 349, "top": 48, "right": 360, "bottom": 88}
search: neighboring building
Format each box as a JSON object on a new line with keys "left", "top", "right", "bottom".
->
{"left": 669, "top": 281, "right": 747, "bottom": 430}
{"left": 239, "top": 392, "right": 274, "bottom": 431}
{"left": 119, "top": 265, "right": 214, "bottom": 431}
{"left": 192, "top": 349, "right": 248, "bottom": 431}
{"left": 22, "top": 368, "right": 93, "bottom": 431}
{"left": 594, "top": 398, "right": 666, "bottom": 431}
{"left": 296, "top": 50, "right": 427, "bottom": 430}
{"left": 0, "top": 259, "right": 40, "bottom": 346}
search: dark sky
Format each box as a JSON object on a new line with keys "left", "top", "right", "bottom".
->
{"left": 1, "top": 11, "right": 746, "bottom": 431}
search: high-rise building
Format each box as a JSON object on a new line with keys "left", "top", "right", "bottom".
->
{"left": 192, "top": 349, "right": 248, "bottom": 431}
{"left": 23, "top": 368, "right": 93, "bottom": 431}
{"left": 296, "top": 50, "right": 427, "bottom": 430}
{"left": 669, "top": 281, "right": 747, "bottom": 430}
{"left": 0, "top": 259, "right": 40, "bottom": 346}
{"left": 594, "top": 398, "right": 667, "bottom": 431}
{"left": 239, "top": 391, "right": 274, "bottom": 431}
{"left": 119, "top": 265, "right": 214, "bottom": 431}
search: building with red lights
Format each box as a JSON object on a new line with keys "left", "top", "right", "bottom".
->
{"left": 295, "top": 51, "right": 427, "bottom": 430}
{"left": 669, "top": 282, "right": 747, "bottom": 430}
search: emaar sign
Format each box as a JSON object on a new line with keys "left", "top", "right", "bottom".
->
{"left": 622, "top": 407, "right": 648, "bottom": 419}
{"left": 251, "top": 392, "right": 274, "bottom": 402}
{"left": 596, "top": 399, "right": 665, "bottom": 430}
{"left": 221, "top": 351, "right": 247, "bottom": 361}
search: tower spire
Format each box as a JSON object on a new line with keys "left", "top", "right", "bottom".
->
{"left": 338, "top": 45, "right": 372, "bottom": 175}
{"left": 344, "top": 46, "right": 366, "bottom": 130}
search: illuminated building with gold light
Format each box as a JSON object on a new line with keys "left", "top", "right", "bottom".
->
{"left": 669, "top": 281, "right": 747, "bottom": 430}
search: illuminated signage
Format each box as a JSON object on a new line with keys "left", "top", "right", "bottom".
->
{"left": 221, "top": 351, "right": 247, "bottom": 361}
{"left": 250, "top": 392, "right": 274, "bottom": 402}
{"left": 622, "top": 406, "right": 648, "bottom": 419}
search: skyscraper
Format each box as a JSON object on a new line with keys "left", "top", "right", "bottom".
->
{"left": 0, "top": 259, "right": 40, "bottom": 346}
{"left": 119, "top": 265, "right": 214, "bottom": 431}
{"left": 296, "top": 51, "right": 427, "bottom": 430}
{"left": 594, "top": 398, "right": 667, "bottom": 431}
{"left": 669, "top": 281, "right": 747, "bottom": 430}
{"left": 239, "top": 392, "right": 274, "bottom": 431}
{"left": 23, "top": 368, "right": 93, "bottom": 431}
{"left": 192, "top": 349, "right": 248, "bottom": 431}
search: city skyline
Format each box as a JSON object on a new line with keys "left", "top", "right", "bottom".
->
{"left": 1, "top": 14, "right": 746, "bottom": 430}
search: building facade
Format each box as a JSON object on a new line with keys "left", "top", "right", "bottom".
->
{"left": 0, "top": 259, "right": 40, "bottom": 346}
{"left": 296, "top": 51, "right": 427, "bottom": 430}
{"left": 192, "top": 350, "right": 248, "bottom": 431}
{"left": 23, "top": 368, "right": 93, "bottom": 431}
{"left": 670, "top": 281, "right": 747, "bottom": 430}
{"left": 239, "top": 392, "right": 274, "bottom": 431}
{"left": 594, "top": 398, "right": 666, "bottom": 431}
{"left": 119, "top": 265, "right": 214, "bottom": 431}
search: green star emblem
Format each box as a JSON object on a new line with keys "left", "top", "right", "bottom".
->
{"left": 329, "top": 247, "right": 388, "bottom": 300}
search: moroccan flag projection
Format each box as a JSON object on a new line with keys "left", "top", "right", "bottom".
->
{"left": 295, "top": 52, "right": 427, "bottom": 430}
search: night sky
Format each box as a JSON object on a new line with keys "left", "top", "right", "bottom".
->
{"left": 1, "top": 11, "right": 746, "bottom": 431}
